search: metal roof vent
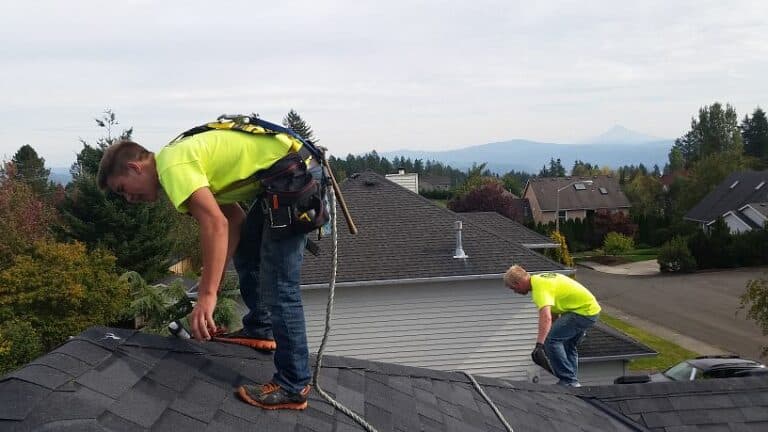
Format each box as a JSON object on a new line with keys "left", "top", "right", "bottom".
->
{"left": 453, "top": 221, "right": 469, "bottom": 259}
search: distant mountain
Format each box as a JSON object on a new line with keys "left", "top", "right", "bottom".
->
{"left": 49, "top": 167, "right": 72, "bottom": 185}
{"left": 579, "top": 125, "right": 663, "bottom": 145}
{"left": 381, "top": 136, "right": 672, "bottom": 174}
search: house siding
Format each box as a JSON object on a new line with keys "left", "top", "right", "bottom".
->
{"left": 302, "top": 279, "right": 539, "bottom": 381}
{"left": 384, "top": 173, "right": 419, "bottom": 194}
{"left": 742, "top": 206, "right": 767, "bottom": 227}
{"left": 723, "top": 213, "right": 751, "bottom": 233}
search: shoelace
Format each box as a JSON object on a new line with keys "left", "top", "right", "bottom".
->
{"left": 261, "top": 382, "right": 281, "bottom": 395}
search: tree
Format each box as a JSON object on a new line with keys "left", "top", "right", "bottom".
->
{"left": 624, "top": 173, "right": 664, "bottom": 217}
{"left": 282, "top": 109, "right": 317, "bottom": 143}
{"left": 671, "top": 102, "right": 743, "bottom": 167}
{"left": 740, "top": 276, "right": 768, "bottom": 356}
{"left": 539, "top": 158, "right": 566, "bottom": 177}
{"left": 741, "top": 107, "right": 768, "bottom": 163}
{"left": 0, "top": 168, "right": 57, "bottom": 270}
{"left": 5, "top": 145, "right": 52, "bottom": 196}
{"left": 447, "top": 180, "right": 528, "bottom": 223}
{"left": 0, "top": 241, "right": 129, "bottom": 350}
{"left": 56, "top": 111, "right": 174, "bottom": 281}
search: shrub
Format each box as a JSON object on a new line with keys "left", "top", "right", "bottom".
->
{"left": 0, "top": 241, "right": 129, "bottom": 350}
{"left": 0, "top": 318, "right": 44, "bottom": 374}
{"left": 122, "top": 271, "right": 239, "bottom": 335}
{"left": 603, "top": 232, "right": 635, "bottom": 256}
{"left": 658, "top": 236, "right": 696, "bottom": 273}
{"left": 545, "top": 231, "right": 574, "bottom": 267}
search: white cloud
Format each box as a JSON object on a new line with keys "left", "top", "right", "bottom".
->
{"left": 0, "top": 0, "right": 767, "bottom": 167}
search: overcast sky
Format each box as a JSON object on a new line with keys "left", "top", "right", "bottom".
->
{"left": 1, "top": 0, "right": 767, "bottom": 167}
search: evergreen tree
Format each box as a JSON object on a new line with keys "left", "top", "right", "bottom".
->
{"left": 741, "top": 107, "right": 768, "bottom": 163}
{"left": 282, "top": 109, "right": 317, "bottom": 143}
{"left": 671, "top": 102, "right": 743, "bottom": 167}
{"left": 6, "top": 145, "right": 51, "bottom": 196}
{"left": 56, "top": 111, "right": 174, "bottom": 281}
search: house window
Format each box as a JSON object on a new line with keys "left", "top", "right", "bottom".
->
{"left": 730, "top": 180, "right": 739, "bottom": 189}
{"left": 599, "top": 187, "right": 608, "bottom": 194}
{"left": 574, "top": 183, "right": 587, "bottom": 190}
{"left": 558, "top": 210, "right": 566, "bottom": 225}
{"left": 756, "top": 181, "right": 765, "bottom": 190}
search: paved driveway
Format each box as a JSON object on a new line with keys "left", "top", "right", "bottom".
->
{"left": 576, "top": 265, "right": 768, "bottom": 360}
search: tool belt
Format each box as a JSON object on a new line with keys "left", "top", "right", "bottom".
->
{"left": 259, "top": 150, "right": 329, "bottom": 239}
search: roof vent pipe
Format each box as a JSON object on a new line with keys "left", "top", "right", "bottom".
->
{"left": 453, "top": 221, "right": 469, "bottom": 259}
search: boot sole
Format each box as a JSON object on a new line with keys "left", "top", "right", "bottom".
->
{"left": 237, "top": 386, "right": 308, "bottom": 410}
{"left": 212, "top": 337, "right": 277, "bottom": 351}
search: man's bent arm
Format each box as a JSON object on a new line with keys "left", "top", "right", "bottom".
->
{"left": 537, "top": 306, "right": 553, "bottom": 344}
{"left": 187, "top": 187, "right": 229, "bottom": 339}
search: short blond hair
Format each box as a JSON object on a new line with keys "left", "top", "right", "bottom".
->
{"left": 97, "top": 140, "right": 152, "bottom": 191}
{"left": 503, "top": 265, "right": 528, "bottom": 287}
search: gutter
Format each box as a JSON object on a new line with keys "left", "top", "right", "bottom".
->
{"left": 522, "top": 243, "right": 559, "bottom": 249}
{"left": 301, "top": 268, "right": 576, "bottom": 290}
{"left": 579, "top": 352, "right": 658, "bottom": 363}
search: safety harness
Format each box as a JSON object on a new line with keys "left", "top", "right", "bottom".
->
{"left": 170, "top": 114, "right": 330, "bottom": 253}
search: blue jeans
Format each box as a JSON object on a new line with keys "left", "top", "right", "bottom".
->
{"left": 544, "top": 312, "right": 598, "bottom": 386}
{"left": 233, "top": 201, "right": 310, "bottom": 394}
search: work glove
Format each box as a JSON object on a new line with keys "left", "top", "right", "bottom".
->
{"left": 531, "top": 343, "right": 554, "bottom": 374}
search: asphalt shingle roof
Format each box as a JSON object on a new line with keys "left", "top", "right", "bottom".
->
{"left": 458, "top": 212, "right": 558, "bottom": 248}
{"left": 301, "top": 171, "right": 565, "bottom": 285}
{"left": 3, "top": 327, "right": 767, "bottom": 431}
{"left": 524, "top": 176, "right": 630, "bottom": 212}
{"left": 685, "top": 170, "right": 768, "bottom": 223}
{"left": 579, "top": 323, "right": 657, "bottom": 361}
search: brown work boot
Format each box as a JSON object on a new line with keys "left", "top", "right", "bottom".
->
{"left": 237, "top": 382, "right": 311, "bottom": 410}
{"left": 212, "top": 329, "right": 276, "bottom": 351}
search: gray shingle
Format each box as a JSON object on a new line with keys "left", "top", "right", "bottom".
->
{"left": 0, "top": 379, "right": 51, "bottom": 421}
{"left": 301, "top": 172, "right": 564, "bottom": 286}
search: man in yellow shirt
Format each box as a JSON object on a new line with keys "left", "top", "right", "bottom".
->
{"left": 504, "top": 265, "right": 601, "bottom": 387}
{"left": 97, "top": 128, "right": 317, "bottom": 410}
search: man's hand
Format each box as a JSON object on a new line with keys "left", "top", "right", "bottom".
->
{"left": 531, "top": 342, "right": 554, "bottom": 374}
{"left": 189, "top": 292, "right": 218, "bottom": 341}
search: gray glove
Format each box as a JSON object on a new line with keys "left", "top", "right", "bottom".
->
{"left": 531, "top": 343, "right": 553, "bottom": 374}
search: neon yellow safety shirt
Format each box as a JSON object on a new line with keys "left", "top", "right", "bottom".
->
{"left": 155, "top": 130, "right": 301, "bottom": 213}
{"left": 530, "top": 273, "right": 601, "bottom": 316}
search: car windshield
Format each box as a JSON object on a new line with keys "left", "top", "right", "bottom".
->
{"left": 664, "top": 361, "right": 697, "bottom": 381}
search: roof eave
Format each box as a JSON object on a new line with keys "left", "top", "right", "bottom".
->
{"left": 580, "top": 352, "right": 658, "bottom": 363}
{"left": 301, "top": 268, "right": 576, "bottom": 290}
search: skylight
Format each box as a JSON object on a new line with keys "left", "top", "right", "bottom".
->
{"left": 574, "top": 183, "right": 586, "bottom": 190}
{"left": 599, "top": 187, "right": 608, "bottom": 195}
{"left": 756, "top": 181, "right": 765, "bottom": 190}
{"left": 730, "top": 180, "right": 739, "bottom": 189}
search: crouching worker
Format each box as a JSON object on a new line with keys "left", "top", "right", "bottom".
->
{"left": 504, "top": 265, "right": 601, "bottom": 387}
{"left": 97, "top": 124, "right": 322, "bottom": 410}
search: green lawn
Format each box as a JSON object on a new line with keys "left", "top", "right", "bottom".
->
{"left": 600, "top": 313, "right": 699, "bottom": 373}
{"left": 574, "top": 247, "right": 659, "bottom": 264}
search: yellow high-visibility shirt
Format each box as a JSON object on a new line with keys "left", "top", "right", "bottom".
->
{"left": 530, "top": 273, "right": 601, "bottom": 316}
{"left": 156, "top": 130, "right": 300, "bottom": 213}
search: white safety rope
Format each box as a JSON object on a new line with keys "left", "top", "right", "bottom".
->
{"left": 312, "top": 187, "right": 379, "bottom": 432}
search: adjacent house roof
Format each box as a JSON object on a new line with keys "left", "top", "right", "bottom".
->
{"left": 579, "top": 323, "right": 657, "bottom": 362}
{"left": 685, "top": 170, "right": 768, "bottom": 223}
{"left": 3, "top": 327, "right": 766, "bottom": 432}
{"left": 524, "top": 176, "right": 630, "bottom": 212}
{"left": 301, "top": 171, "right": 566, "bottom": 286}
{"left": 458, "top": 211, "right": 558, "bottom": 249}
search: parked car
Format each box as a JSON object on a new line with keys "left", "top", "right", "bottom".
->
{"left": 614, "top": 355, "right": 766, "bottom": 384}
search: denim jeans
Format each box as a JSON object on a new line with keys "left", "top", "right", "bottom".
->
{"left": 233, "top": 197, "right": 311, "bottom": 395}
{"left": 543, "top": 312, "right": 598, "bottom": 386}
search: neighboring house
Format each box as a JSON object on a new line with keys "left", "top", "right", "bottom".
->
{"left": 523, "top": 175, "right": 631, "bottom": 226}
{"left": 384, "top": 168, "right": 419, "bottom": 193}
{"left": 659, "top": 169, "right": 689, "bottom": 192}
{"left": 685, "top": 170, "right": 768, "bottom": 233}
{"left": 297, "top": 172, "right": 651, "bottom": 385}
{"left": 419, "top": 174, "right": 451, "bottom": 192}
{"left": 1, "top": 327, "right": 765, "bottom": 431}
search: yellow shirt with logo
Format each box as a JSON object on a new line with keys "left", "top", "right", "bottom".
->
{"left": 155, "top": 130, "right": 300, "bottom": 213}
{"left": 530, "top": 273, "right": 601, "bottom": 316}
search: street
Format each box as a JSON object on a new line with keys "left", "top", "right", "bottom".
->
{"left": 576, "top": 265, "right": 768, "bottom": 361}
